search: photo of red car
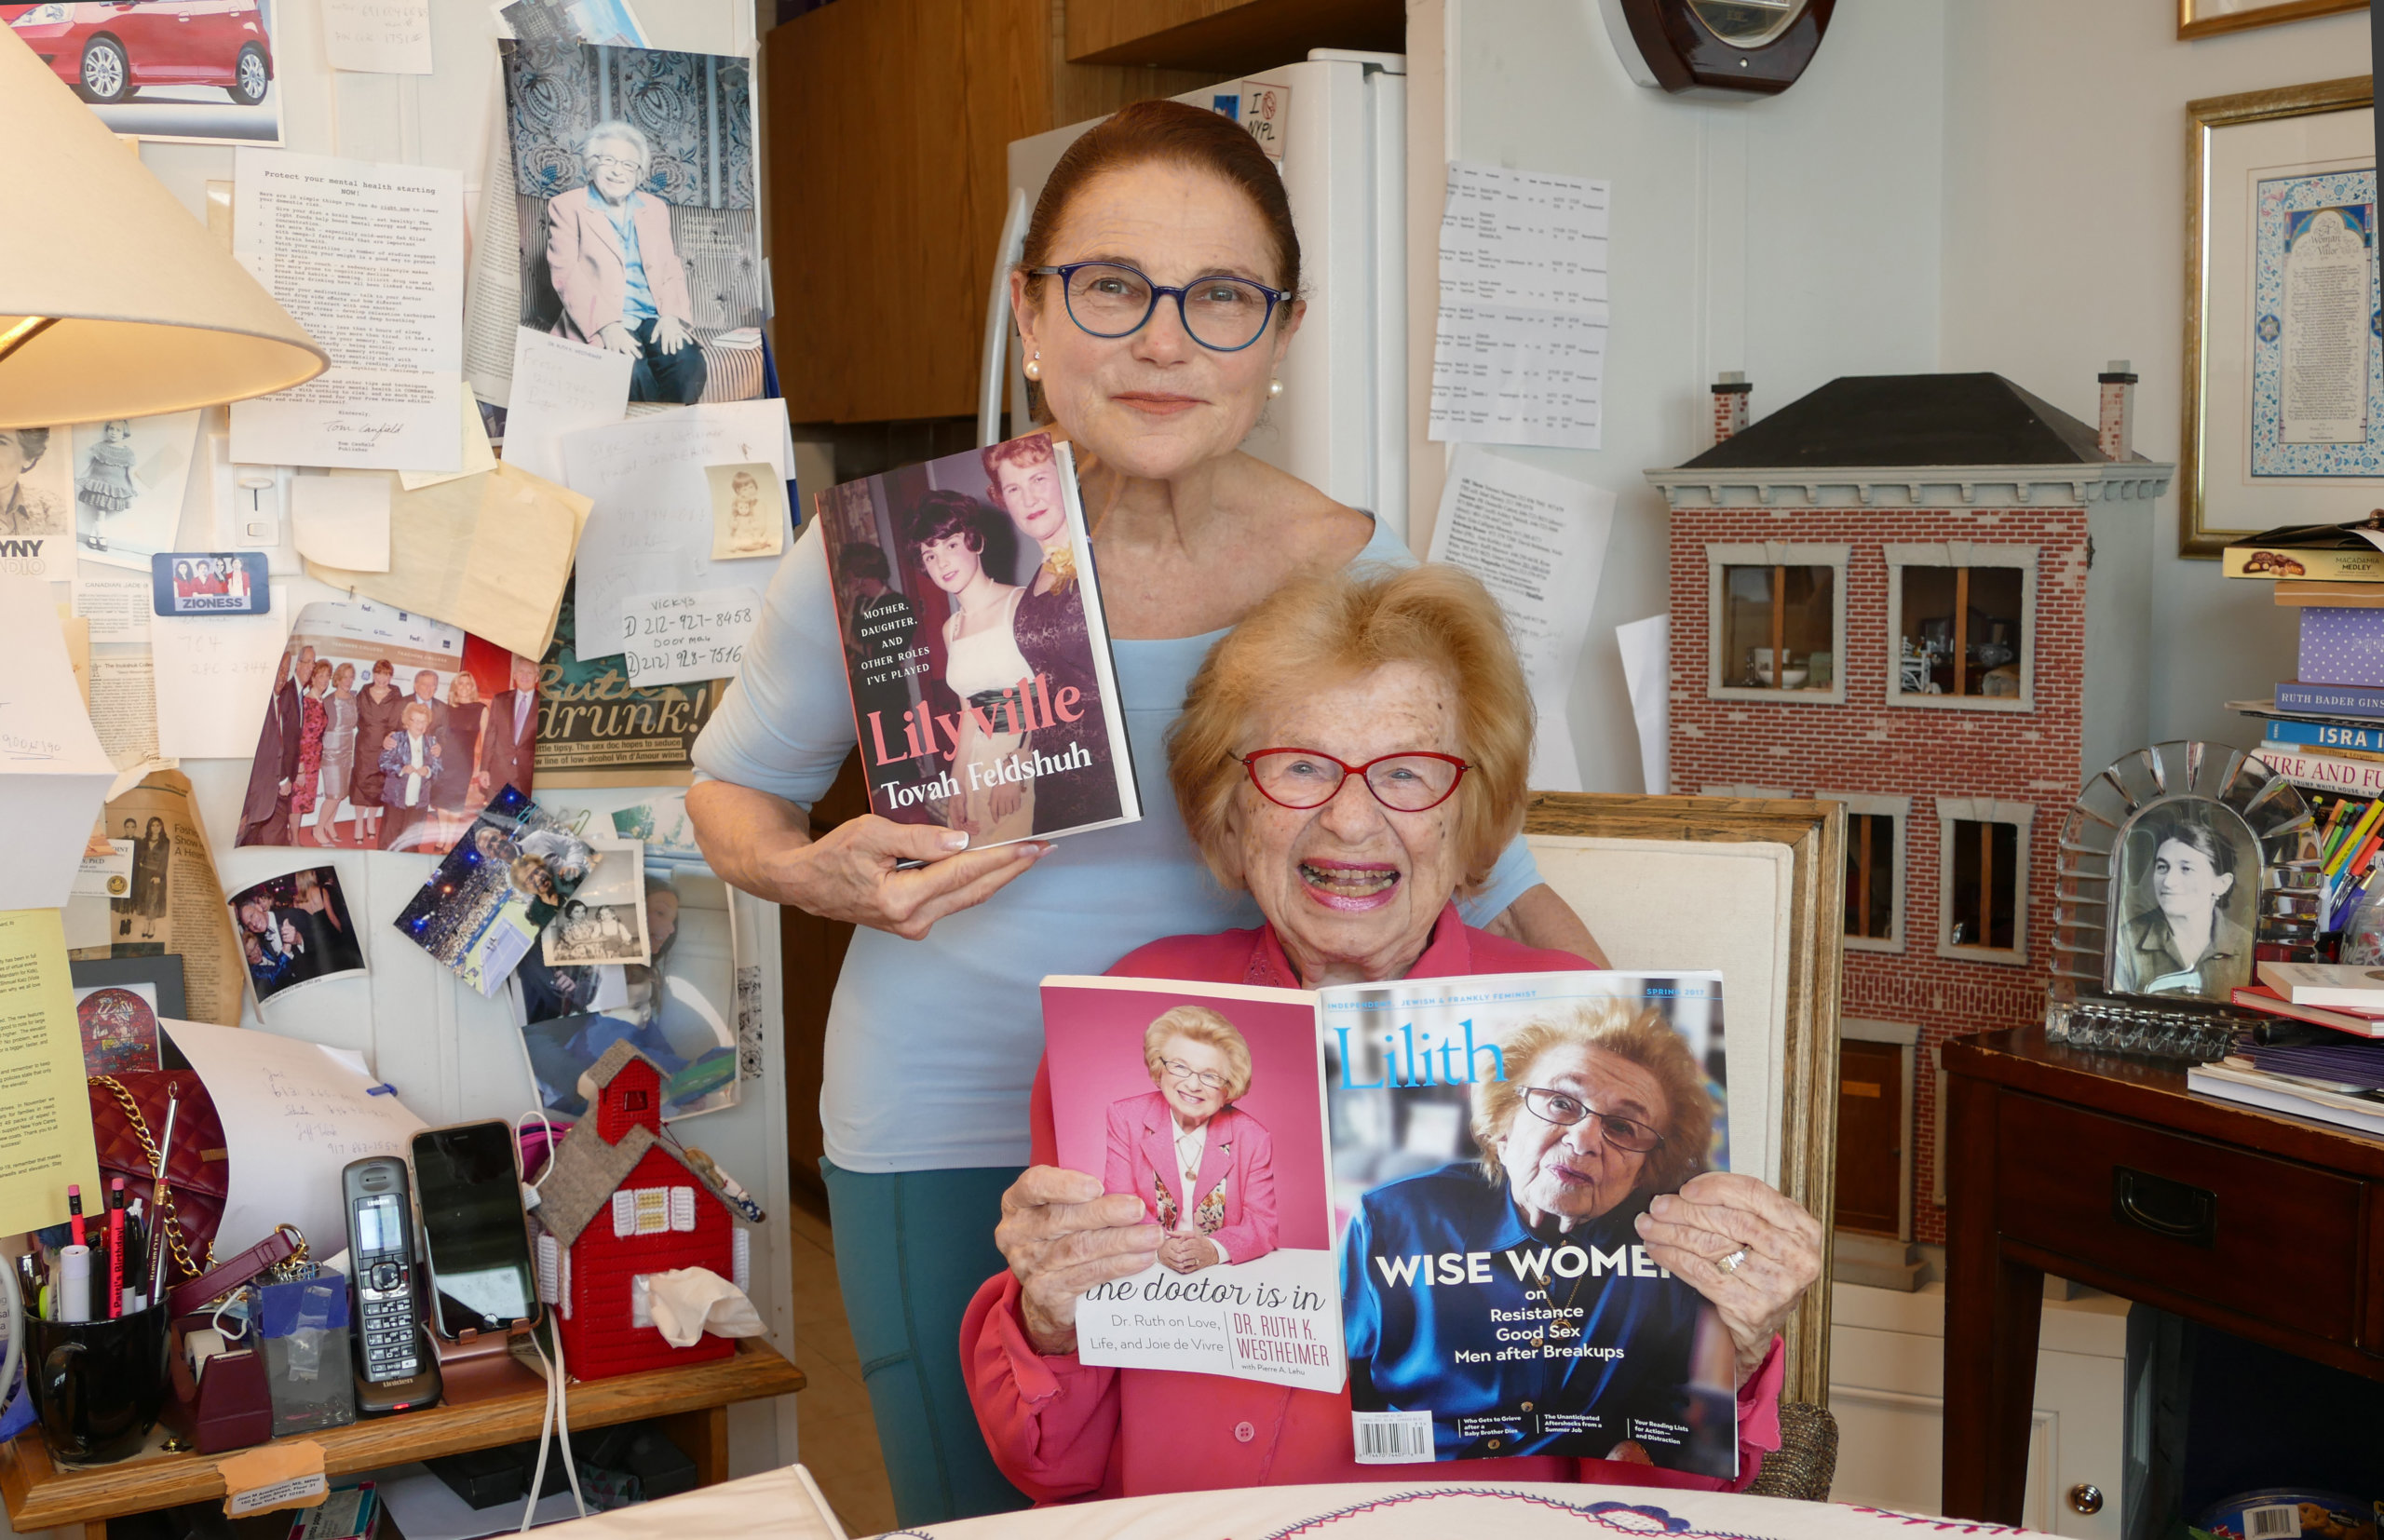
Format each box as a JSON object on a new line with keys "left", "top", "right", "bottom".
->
{"left": 6, "top": 1, "right": 272, "bottom": 107}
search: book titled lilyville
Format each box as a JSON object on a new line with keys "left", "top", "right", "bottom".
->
{"left": 813, "top": 433, "right": 1137, "bottom": 844}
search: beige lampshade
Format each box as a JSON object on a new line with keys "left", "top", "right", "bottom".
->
{"left": 0, "top": 29, "right": 327, "bottom": 429}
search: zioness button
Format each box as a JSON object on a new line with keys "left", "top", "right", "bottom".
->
{"left": 1232, "top": 1421, "right": 1255, "bottom": 1444}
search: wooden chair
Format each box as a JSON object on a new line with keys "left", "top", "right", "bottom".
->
{"left": 1525, "top": 792, "right": 1845, "bottom": 1499}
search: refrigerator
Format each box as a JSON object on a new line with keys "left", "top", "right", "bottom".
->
{"left": 986, "top": 51, "right": 1410, "bottom": 540}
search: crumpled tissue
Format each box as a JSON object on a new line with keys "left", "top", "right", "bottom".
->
{"left": 644, "top": 1267, "right": 765, "bottom": 1348}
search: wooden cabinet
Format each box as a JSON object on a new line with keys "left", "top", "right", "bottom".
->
{"left": 1067, "top": 0, "right": 1402, "bottom": 73}
{"left": 762, "top": 0, "right": 1216, "bottom": 425}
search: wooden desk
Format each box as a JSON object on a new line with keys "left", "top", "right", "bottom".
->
{"left": 0, "top": 1337, "right": 805, "bottom": 1538}
{"left": 1942, "top": 1026, "right": 2384, "bottom": 1520}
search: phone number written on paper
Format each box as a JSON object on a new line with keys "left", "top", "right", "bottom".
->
{"left": 619, "top": 587, "right": 765, "bottom": 689}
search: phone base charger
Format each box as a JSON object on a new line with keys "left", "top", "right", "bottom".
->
{"left": 433, "top": 1325, "right": 547, "bottom": 1406}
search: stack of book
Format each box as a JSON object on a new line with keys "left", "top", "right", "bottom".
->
{"left": 2202, "top": 962, "right": 2384, "bottom": 1134}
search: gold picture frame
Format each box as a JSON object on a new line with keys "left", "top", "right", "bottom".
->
{"left": 2179, "top": 74, "right": 2377, "bottom": 558}
{"left": 2179, "top": 0, "right": 2364, "bottom": 40}
{"left": 1523, "top": 790, "right": 1843, "bottom": 1406}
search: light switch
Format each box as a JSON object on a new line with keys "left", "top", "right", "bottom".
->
{"left": 231, "top": 467, "right": 280, "bottom": 547}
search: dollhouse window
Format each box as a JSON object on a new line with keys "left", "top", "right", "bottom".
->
{"left": 623, "top": 1089, "right": 651, "bottom": 1113}
{"left": 1936, "top": 797, "right": 2035, "bottom": 964}
{"left": 1884, "top": 545, "right": 2038, "bottom": 709}
{"left": 1704, "top": 544, "right": 1849, "bottom": 704}
{"left": 1821, "top": 792, "right": 1908, "bottom": 952}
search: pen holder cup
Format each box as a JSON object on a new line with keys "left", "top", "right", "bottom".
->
{"left": 25, "top": 1302, "right": 171, "bottom": 1465}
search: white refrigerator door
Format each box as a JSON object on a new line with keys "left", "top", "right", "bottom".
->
{"left": 994, "top": 56, "right": 1406, "bottom": 534}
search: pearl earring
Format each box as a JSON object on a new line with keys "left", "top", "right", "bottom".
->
{"left": 1023, "top": 353, "right": 1042, "bottom": 382}
{"left": 1268, "top": 377, "right": 1283, "bottom": 399}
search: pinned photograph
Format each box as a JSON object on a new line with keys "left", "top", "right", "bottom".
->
{"left": 393, "top": 785, "right": 596, "bottom": 995}
{"left": 508, "top": 950, "right": 630, "bottom": 1026}
{"left": 501, "top": 39, "right": 763, "bottom": 403}
{"left": 516, "top": 867, "right": 738, "bottom": 1121}
{"left": 73, "top": 412, "right": 204, "bottom": 572}
{"left": 542, "top": 835, "right": 649, "bottom": 965}
{"left": 236, "top": 599, "right": 538, "bottom": 855}
{"left": 0, "top": 427, "right": 74, "bottom": 554}
{"left": 152, "top": 552, "right": 271, "bottom": 616}
{"left": 15, "top": 0, "right": 282, "bottom": 145}
{"left": 228, "top": 867, "right": 367, "bottom": 1007}
{"left": 706, "top": 463, "right": 785, "bottom": 560}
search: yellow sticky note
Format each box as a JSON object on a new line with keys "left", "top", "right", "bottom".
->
{"left": 0, "top": 910, "right": 103, "bottom": 1234}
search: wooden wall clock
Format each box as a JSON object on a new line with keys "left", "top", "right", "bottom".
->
{"left": 1598, "top": 0, "right": 1836, "bottom": 96}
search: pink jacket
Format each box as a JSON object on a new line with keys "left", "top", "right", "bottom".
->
{"left": 1104, "top": 1094, "right": 1277, "bottom": 1263}
{"left": 546, "top": 188, "right": 696, "bottom": 343}
{"left": 962, "top": 903, "right": 1786, "bottom": 1504}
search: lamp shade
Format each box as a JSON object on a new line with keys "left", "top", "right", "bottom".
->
{"left": 0, "top": 28, "right": 327, "bottom": 428}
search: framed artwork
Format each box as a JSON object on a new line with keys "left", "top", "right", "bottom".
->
{"left": 2178, "top": 0, "right": 2364, "bottom": 41}
{"left": 2181, "top": 75, "right": 2378, "bottom": 557}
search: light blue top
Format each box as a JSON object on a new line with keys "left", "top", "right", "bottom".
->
{"left": 691, "top": 517, "right": 1544, "bottom": 1172}
{"left": 589, "top": 186, "right": 657, "bottom": 323}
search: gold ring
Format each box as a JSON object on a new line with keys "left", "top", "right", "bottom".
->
{"left": 1718, "top": 1248, "right": 1748, "bottom": 1274}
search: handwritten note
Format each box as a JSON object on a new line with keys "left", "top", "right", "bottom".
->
{"left": 161, "top": 1019, "right": 427, "bottom": 1260}
{"left": 322, "top": 0, "right": 432, "bottom": 74}
{"left": 504, "top": 327, "right": 630, "bottom": 483}
{"left": 619, "top": 586, "right": 763, "bottom": 686}
{"left": 151, "top": 592, "right": 292, "bottom": 760}
{"left": 229, "top": 149, "right": 465, "bottom": 471}
{"left": 560, "top": 400, "right": 791, "bottom": 643}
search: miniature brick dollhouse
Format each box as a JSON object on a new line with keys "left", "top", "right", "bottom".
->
{"left": 532, "top": 1041, "right": 751, "bottom": 1378}
{"left": 1646, "top": 371, "right": 2174, "bottom": 1260}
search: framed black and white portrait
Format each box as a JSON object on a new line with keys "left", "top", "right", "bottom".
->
{"left": 2106, "top": 800, "right": 2265, "bottom": 1000}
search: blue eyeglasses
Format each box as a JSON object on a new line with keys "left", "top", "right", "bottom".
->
{"left": 1028, "top": 261, "right": 1292, "bottom": 352}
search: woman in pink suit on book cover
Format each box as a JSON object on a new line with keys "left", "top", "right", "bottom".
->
{"left": 1103, "top": 1006, "right": 1278, "bottom": 1273}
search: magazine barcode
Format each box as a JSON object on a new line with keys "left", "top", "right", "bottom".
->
{"left": 1350, "top": 1411, "right": 1434, "bottom": 1464}
{"left": 2245, "top": 1507, "right": 2300, "bottom": 1540}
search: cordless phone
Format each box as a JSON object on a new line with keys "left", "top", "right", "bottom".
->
{"left": 342, "top": 1155, "right": 440, "bottom": 1414}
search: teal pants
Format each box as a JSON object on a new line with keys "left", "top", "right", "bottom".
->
{"left": 820, "top": 1159, "right": 1033, "bottom": 1526}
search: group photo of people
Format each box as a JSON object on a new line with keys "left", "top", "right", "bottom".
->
{"left": 160, "top": 554, "right": 262, "bottom": 612}
{"left": 235, "top": 600, "right": 541, "bottom": 856}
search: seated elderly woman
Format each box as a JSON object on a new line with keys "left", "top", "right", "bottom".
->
{"left": 1104, "top": 1005, "right": 1277, "bottom": 1274}
{"left": 965, "top": 562, "right": 1822, "bottom": 1497}
{"left": 545, "top": 119, "right": 707, "bottom": 405}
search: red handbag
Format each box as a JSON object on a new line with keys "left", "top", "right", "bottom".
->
{"left": 87, "top": 1071, "right": 227, "bottom": 1286}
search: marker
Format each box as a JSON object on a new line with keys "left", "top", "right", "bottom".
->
{"left": 66, "top": 1185, "right": 84, "bottom": 1249}
{"left": 106, "top": 1181, "right": 126, "bottom": 1319}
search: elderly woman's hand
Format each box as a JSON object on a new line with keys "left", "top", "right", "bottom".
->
{"left": 1633, "top": 1172, "right": 1822, "bottom": 1385}
{"left": 597, "top": 322, "right": 643, "bottom": 358}
{"left": 996, "top": 1167, "right": 1163, "bottom": 1355}
{"left": 1157, "top": 1232, "right": 1222, "bottom": 1274}
{"left": 655, "top": 315, "right": 693, "bottom": 354}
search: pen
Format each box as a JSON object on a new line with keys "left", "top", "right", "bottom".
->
{"left": 106, "top": 1180, "right": 125, "bottom": 1319}
{"left": 146, "top": 1089, "right": 181, "bottom": 1308}
{"left": 123, "top": 1201, "right": 146, "bottom": 1310}
{"left": 66, "top": 1185, "right": 83, "bottom": 1249}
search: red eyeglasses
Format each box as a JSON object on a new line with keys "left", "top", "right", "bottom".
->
{"left": 1234, "top": 749, "right": 1471, "bottom": 812}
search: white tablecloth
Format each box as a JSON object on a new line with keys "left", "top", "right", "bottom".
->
{"left": 535, "top": 1468, "right": 2054, "bottom": 1540}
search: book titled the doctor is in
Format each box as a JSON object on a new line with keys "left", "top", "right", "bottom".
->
{"left": 813, "top": 432, "right": 1137, "bottom": 844}
{"left": 1326, "top": 971, "right": 1739, "bottom": 1477}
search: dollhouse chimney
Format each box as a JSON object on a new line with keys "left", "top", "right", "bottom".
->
{"left": 2097, "top": 359, "right": 2136, "bottom": 461}
{"left": 1712, "top": 371, "right": 1751, "bottom": 444}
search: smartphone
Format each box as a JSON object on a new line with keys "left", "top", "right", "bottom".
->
{"left": 411, "top": 1120, "right": 541, "bottom": 1341}
{"left": 342, "top": 1155, "right": 440, "bottom": 1414}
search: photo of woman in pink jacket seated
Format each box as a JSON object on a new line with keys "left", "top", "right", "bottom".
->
{"left": 1102, "top": 1006, "right": 1278, "bottom": 1275}
{"left": 545, "top": 119, "right": 707, "bottom": 405}
{"left": 965, "top": 564, "right": 1824, "bottom": 1501}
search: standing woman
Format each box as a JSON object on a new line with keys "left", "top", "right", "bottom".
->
{"left": 684, "top": 101, "right": 1600, "bottom": 1525}
{"left": 908, "top": 491, "right": 1036, "bottom": 844}
{"left": 352, "top": 660, "right": 403, "bottom": 850}
{"left": 287, "top": 661, "right": 332, "bottom": 844}
{"left": 316, "top": 663, "right": 360, "bottom": 846}
{"left": 135, "top": 816, "right": 170, "bottom": 941}
{"left": 982, "top": 433, "right": 1119, "bottom": 834}
{"left": 433, "top": 672, "right": 487, "bottom": 818}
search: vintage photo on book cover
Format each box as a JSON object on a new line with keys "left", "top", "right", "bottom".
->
{"left": 814, "top": 433, "right": 1137, "bottom": 844}
{"left": 1323, "top": 971, "right": 1737, "bottom": 1476}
